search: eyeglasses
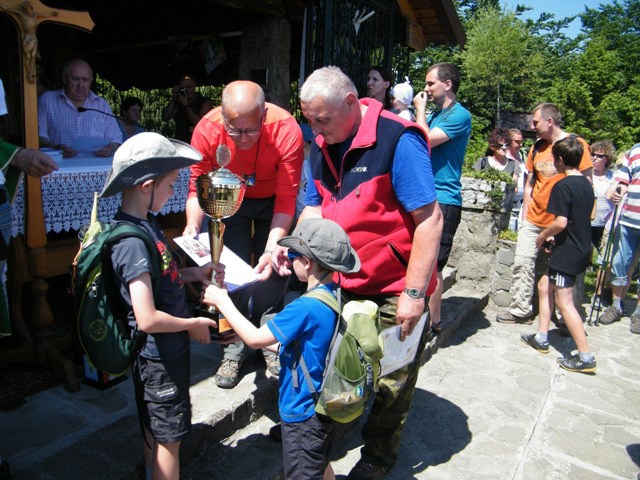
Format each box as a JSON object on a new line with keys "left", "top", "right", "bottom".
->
{"left": 494, "top": 143, "right": 509, "bottom": 150}
{"left": 287, "top": 251, "right": 303, "bottom": 261}
{"left": 592, "top": 153, "right": 608, "bottom": 159}
{"left": 511, "top": 139, "right": 523, "bottom": 144}
{"left": 223, "top": 116, "right": 263, "bottom": 138}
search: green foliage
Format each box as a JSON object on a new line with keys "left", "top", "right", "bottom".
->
{"left": 498, "top": 229, "right": 518, "bottom": 242}
{"left": 407, "top": 0, "right": 640, "bottom": 157}
{"left": 95, "top": 77, "right": 222, "bottom": 138}
{"left": 459, "top": 6, "right": 546, "bottom": 128}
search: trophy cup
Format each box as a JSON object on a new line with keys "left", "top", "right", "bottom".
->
{"left": 195, "top": 145, "right": 246, "bottom": 339}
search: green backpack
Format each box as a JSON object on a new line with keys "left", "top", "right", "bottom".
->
{"left": 293, "top": 288, "right": 383, "bottom": 424}
{"left": 72, "top": 221, "right": 161, "bottom": 376}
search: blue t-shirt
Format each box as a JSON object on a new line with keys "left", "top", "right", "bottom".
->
{"left": 304, "top": 129, "right": 437, "bottom": 212}
{"left": 427, "top": 101, "right": 472, "bottom": 206}
{"left": 266, "top": 284, "right": 337, "bottom": 423}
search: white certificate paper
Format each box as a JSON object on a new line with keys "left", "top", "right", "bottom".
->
{"left": 71, "top": 136, "right": 109, "bottom": 154}
{"left": 173, "top": 233, "right": 262, "bottom": 293}
{"left": 379, "top": 312, "right": 429, "bottom": 377}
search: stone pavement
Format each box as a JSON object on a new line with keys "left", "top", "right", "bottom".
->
{"left": 2, "top": 277, "right": 640, "bottom": 479}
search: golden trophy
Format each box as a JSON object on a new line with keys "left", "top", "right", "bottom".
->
{"left": 195, "top": 144, "right": 246, "bottom": 339}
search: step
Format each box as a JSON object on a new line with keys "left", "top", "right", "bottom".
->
{"left": 3, "top": 270, "right": 489, "bottom": 479}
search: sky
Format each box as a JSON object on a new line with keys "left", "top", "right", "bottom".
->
{"left": 504, "top": 0, "right": 615, "bottom": 38}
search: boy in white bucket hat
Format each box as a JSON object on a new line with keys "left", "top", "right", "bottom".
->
{"left": 102, "top": 132, "right": 224, "bottom": 480}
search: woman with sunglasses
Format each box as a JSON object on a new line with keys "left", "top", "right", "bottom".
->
{"left": 472, "top": 127, "right": 521, "bottom": 188}
{"left": 590, "top": 140, "right": 617, "bottom": 251}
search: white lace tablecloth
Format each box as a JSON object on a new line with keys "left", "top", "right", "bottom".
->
{"left": 11, "top": 155, "right": 191, "bottom": 237}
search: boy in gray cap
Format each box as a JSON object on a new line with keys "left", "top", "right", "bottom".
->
{"left": 203, "top": 217, "right": 360, "bottom": 480}
{"left": 101, "top": 132, "right": 224, "bottom": 480}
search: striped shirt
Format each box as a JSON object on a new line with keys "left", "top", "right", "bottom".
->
{"left": 38, "top": 89, "right": 122, "bottom": 146}
{"left": 615, "top": 144, "right": 640, "bottom": 229}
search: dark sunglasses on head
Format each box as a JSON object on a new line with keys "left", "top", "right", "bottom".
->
{"left": 287, "top": 250, "right": 303, "bottom": 261}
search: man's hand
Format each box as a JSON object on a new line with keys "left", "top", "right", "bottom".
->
{"left": 396, "top": 293, "right": 425, "bottom": 341}
{"left": 11, "top": 148, "right": 58, "bottom": 177}
{"left": 270, "top": 245, "right": 293, "bottom": 277}
{"left": 95, "top": 142, "right": 119, "bottom": 157}
{"left": 254, "top": 251, "right": 274, "bottom": 281}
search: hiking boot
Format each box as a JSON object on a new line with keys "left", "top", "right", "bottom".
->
{"left": 496, "top": 311, "right": 533, "bottom": 325}
{"left": 347, "top": 459, "right": 388, "bottom": 480}
{"left": 630, "top": 314, "right": 640, "bottom": 335}
{"left": 265, "top": 354, "right": 281, "bottom": 378}
{"left": 520, "top": 333, "right": 549, "bottom": 354}
{"left": 599, "top": 306, "right": 622, "bottom": 325}
{"left": 215, "top": 359, "right": 242, "bottom": 389}
{"left": 557, "top": 353, "right": 596, "bottom": 374}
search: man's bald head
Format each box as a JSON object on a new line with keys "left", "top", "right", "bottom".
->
{"left": 221, "top": 81, "right": 265, "bottom": 119}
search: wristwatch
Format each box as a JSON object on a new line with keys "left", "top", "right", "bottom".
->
{"left": 403, "top": 287, "right": 426, "bottom": 299}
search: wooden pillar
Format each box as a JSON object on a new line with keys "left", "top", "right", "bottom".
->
{"left": 0, "top": 0, "right": 94, "bottom": 392}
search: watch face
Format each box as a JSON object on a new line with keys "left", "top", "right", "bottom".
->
{"left": 405, "top": 288, "right": 421, "bottom": 298}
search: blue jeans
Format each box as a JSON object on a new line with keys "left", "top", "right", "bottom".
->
{"left": 609, "top": 223, "right": 640, "bottom": 287}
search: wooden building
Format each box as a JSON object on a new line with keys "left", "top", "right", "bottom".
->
{"left": 0, "top": 0, "right": 464, "bottom": 391}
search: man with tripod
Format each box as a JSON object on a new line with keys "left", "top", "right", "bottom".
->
{"left": 599, "top": 143, "right": 640, "bottom": 334}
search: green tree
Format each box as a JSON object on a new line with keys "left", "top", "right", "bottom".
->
{"left": 544, "top": 0, "right": 640, "bottom": 150}
{"left": 459, "top": 6, "right": 545, "bottom": 129}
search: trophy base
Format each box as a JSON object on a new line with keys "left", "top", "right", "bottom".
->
{"left": 193, "top": 305, "right": 235, "bottom": 341}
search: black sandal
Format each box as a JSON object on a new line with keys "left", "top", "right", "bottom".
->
{"left": 430, "top": 322, "right": 442, "bottom": 334}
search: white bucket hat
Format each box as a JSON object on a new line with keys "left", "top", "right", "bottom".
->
{"left": 101, "top": 132, "right": 202, "bottom": 197}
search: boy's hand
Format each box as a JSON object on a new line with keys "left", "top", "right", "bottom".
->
{"left": 202, "top": 284, "right": 229, "bottom": 308}
{"left": 199, "top": 262, "right": 225, "bottom": 286}
{"left": 188, "top": 317, "right": 217, "bottom": 344}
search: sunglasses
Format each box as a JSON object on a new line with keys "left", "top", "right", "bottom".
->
{"left": 287, "top": 250, "right": 303, "bottom": 261}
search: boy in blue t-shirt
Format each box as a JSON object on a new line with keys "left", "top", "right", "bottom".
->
{"left": 203, "top": 218, "right": 360, "bottom": 480}
{"left": 100, "top": 132, "right": 223, "bottom": 480}
{"left": 520, "top": 136, "right": 597, "bottom": 373}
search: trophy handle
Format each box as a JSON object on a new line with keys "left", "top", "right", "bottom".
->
{"left": 207, "top": 217, "right": 225, "bottom": 287}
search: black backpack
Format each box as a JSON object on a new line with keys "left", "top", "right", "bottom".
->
{"left": 71, "top": 222, "right": 161, "bottom": 375}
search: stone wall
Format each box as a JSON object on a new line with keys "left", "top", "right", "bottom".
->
{"left": 492, "top": 239, "right": 517, "bottom": 307}
{"left": 448, "top": 177, "right": 515, "bottom": 300}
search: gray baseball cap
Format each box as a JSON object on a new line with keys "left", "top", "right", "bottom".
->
{"left": 277, "top": 218, "right": 360, "bottom": 274}
{"left": 100, "top": 132, "right": 202, "bottom": 197}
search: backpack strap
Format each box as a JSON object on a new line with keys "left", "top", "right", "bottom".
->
{"left": 101, "top": 223, "right": 162, "bottom": 349}
{"left": 291, "top": 287, "right": 342, "bottom": 402}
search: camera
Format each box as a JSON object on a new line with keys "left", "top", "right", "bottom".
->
{"left": 542, "top": 240, "right": 555, "bottom": 252}
{"left": 178, "top": 87, "right": 188, "bottom": 96}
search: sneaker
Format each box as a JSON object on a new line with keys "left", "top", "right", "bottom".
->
{"left": 215, "top": 359, "right": 242, "bottom": 389}
{"left": 520, "top": 333, "right": 549, "bottom": 354}
{"left": 496, "top": 311, "right": 533, "bottom": 325}
{"left": 598, "top": 305, "right": 622, "bottom": 325}
{"left": 265, "top": 354, "right": 281, "bottom": 377}
{"left": 630, "top": 314, "right": 640, "bottom": 335}
{"left": 557, "top": 353, "right": 596, "bottom": 373}
{"left": 347, "top": 460, "right": 388, "bottom": 480}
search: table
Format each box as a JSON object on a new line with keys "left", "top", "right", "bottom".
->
{"left": 11, "top": 154, "right": 191, "bottom": 237}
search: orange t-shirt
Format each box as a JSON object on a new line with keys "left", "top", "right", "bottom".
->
{"left": 525, "top": 135, "right": 592, "bottom": 227}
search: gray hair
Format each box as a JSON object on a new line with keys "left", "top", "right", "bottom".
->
{"left": 300, "top": 66, "right": 358, "bottom": 108}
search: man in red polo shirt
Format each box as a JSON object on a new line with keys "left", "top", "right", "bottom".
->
{"left": 185, "top": 80, "right": 304, "bottom": 388}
